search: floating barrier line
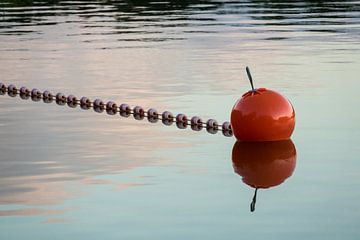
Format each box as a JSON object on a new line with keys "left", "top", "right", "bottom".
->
{"left": 0, "top": 83, "right": 233, "bottom": 137}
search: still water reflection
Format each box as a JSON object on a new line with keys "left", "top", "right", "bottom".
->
{"left": 232, "top": 140, "right": 297, "bottom": 212}
{"left": 0, "top": 0, "right": 359, "bottom": 239}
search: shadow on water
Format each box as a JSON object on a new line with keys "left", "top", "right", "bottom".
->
{"left": 232, "top": 140, "right": 297, "bottom": 212}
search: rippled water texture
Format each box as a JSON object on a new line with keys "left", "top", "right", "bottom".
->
{"left": 0, "top": 1, "right": 359, "bottom": 239}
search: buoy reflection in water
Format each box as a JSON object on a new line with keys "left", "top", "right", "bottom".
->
{"left": 232, "top": 140, "right": 297, "bottom": 212}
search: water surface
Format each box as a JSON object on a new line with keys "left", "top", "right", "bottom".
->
{"left": 0, "top": 0, "right": 360, "bottom": 239}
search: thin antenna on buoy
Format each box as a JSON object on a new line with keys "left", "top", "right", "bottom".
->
{"left": 250, "top": 188, "right": 258, "bottom": 212}
{"left": 246, "top": 66, "right": 255, "bottom": 92}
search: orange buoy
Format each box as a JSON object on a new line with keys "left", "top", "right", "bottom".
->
{"left": 231, "top": 67, "right": 295, "bottom": 142}
{"left": 232, "top": 140, "right": 296, "bottom": 211}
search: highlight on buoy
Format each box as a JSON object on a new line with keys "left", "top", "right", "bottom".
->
{"left": 231, "top": 67, "right": 295, "bottom": 142}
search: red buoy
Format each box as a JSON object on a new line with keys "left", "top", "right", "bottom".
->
{"left": 231, "top": 67, "right": 295, "bottom": 142}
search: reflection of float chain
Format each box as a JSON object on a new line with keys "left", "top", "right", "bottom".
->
{"left": 0, "top": 83, "right": 233, "bottom": 137}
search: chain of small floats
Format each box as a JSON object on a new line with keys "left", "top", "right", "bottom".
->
{"left": 0, "top": 83, "right": 233, "bottom": 137}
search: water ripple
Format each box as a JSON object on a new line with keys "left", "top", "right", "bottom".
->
{"left": 0, "top": 0, "right": 359, "bottom": 44}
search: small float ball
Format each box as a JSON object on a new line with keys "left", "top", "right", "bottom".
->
{"left": 231, "top": 67, "right": 295, "bottom": 142}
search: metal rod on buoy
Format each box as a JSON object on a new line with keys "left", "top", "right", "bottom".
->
{"left": 246, "top": 66, "right": 255, "bottom": 92}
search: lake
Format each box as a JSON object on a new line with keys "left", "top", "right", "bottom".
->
{"left": 0, "top": 0, "right": 359, "bottom": 239}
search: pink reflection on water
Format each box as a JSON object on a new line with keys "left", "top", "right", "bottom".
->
{"left": 0, "top": 208, "right": 68, "bottom": 217}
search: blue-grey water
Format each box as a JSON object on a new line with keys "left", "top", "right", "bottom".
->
{"left": 0, "top": 0, "right": 359, "bottom": 239}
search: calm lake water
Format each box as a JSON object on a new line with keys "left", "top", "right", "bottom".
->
{"left": 0, "top": 0, "right": 359, "bottom": 239}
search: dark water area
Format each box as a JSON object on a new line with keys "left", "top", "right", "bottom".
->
{"left": 0, "top": 0, "right": 359, "bottom": 239}
{"left": 2, "top": 1, "right": 360, "bottom": 39}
